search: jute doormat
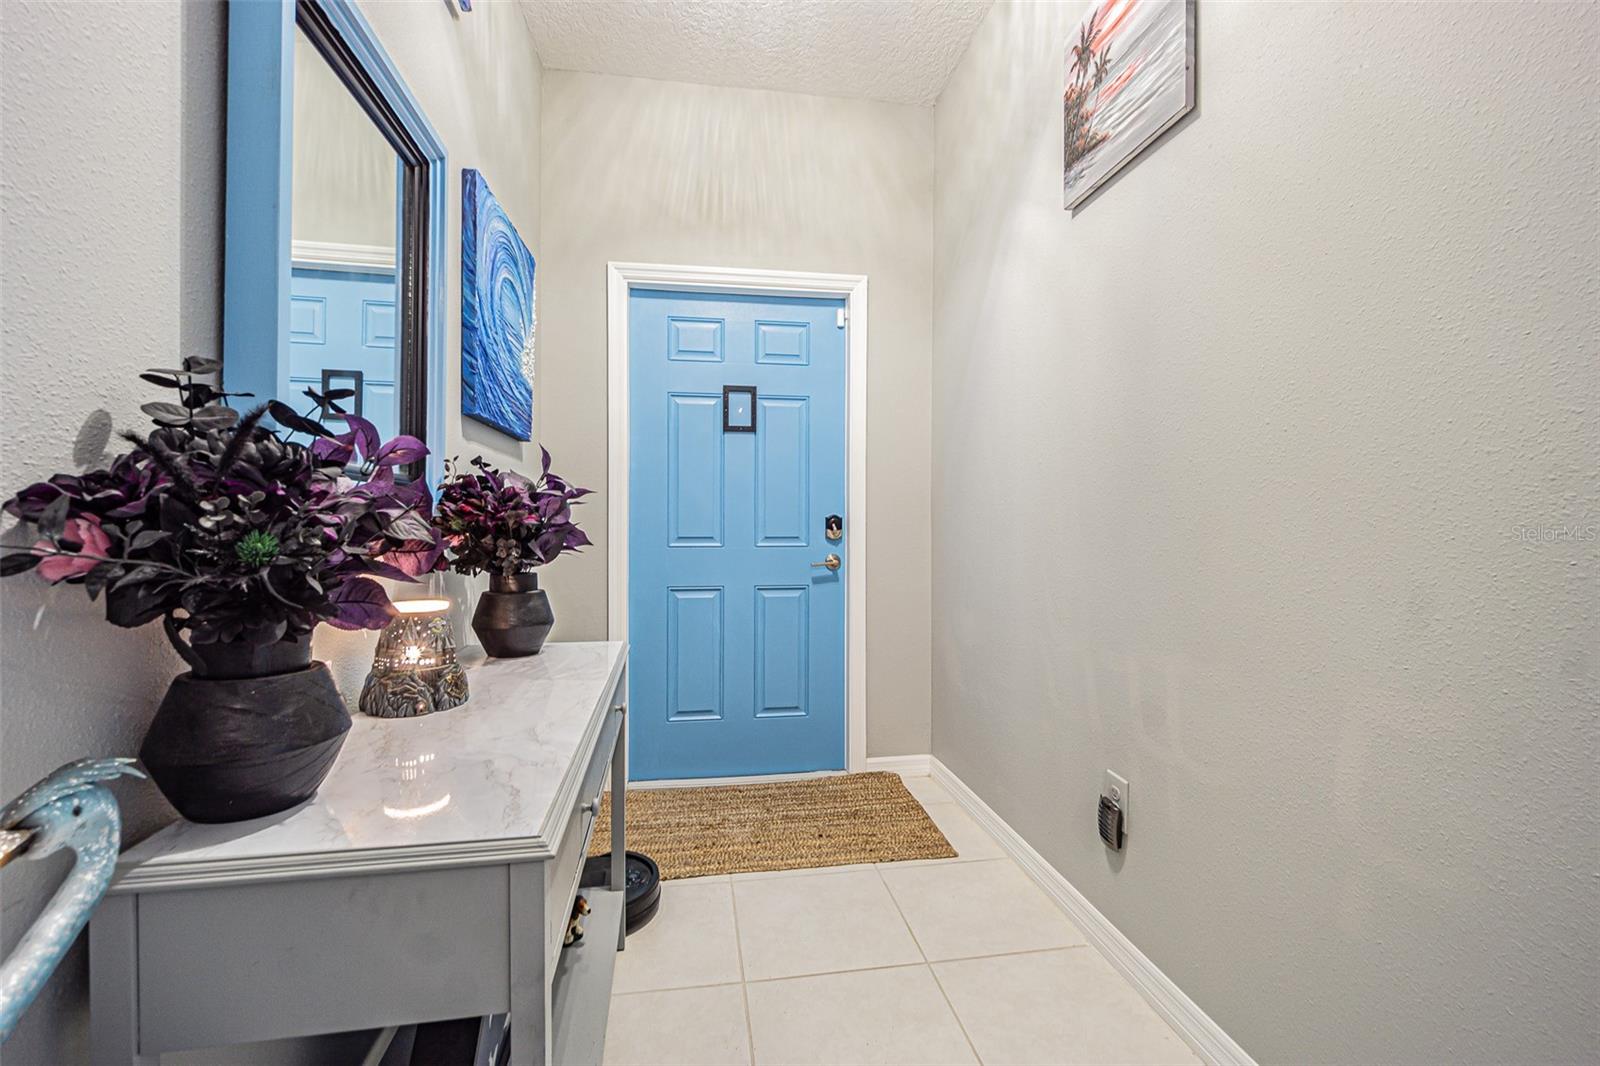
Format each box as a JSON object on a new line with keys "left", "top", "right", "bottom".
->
{"left": 588, "top": 771, "right": 956, "bottom": 880}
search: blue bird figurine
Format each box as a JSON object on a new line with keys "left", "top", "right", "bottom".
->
{"left": 0, "top": 757, "right": 143, "bottom": 1042}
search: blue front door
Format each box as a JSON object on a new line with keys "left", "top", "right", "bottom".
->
{"left": 629, "top": 289, "right": 848, "bottom": 780}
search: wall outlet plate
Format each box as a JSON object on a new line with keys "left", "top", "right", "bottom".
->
{"left": 1102, "top": 769, "right": 1129, "bottom": 818}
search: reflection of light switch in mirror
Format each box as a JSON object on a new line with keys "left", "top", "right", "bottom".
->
{"left": 320, "top": 368, "right": 365, "bottom": 418}
{"left": 723, "top": 385, "right": 757, "bottom": 433}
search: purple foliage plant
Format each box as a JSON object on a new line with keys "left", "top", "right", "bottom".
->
{"left": 0, "top": 358, "right": 445, "bottom": 646}
{"left": 435, "top": 450, "right": 590, "bottom": 579}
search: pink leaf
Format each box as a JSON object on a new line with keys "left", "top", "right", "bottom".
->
{"left": 33, "top": 515, "right": 111, "bottom": 583}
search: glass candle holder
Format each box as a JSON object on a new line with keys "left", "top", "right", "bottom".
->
{"left": 359, "top": 599, "right": 469, "bottom": 718}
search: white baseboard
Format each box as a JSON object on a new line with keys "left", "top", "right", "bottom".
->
{"left": 927, "top": 756, "right": 1255, "bottom": 1066}
{"left": 863, "top": 754, "right": 932, "bottom": 776}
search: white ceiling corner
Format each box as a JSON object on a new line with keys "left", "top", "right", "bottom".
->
{"left": 517, "top": 0, "right": 993, "bottom": 107}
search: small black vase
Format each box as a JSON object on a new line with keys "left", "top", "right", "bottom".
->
{"left": 139, "top": 622, "right": 351, "bottom": 824}
{"left": 472, "top": 571, "right": 554, "bottom": 657}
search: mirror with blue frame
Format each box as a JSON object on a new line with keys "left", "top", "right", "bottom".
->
{"left": 223, "top": 0, "right": 445, "bottom": 484}
{"left": 290, "top": 23, "right": 402, "bottom": 445}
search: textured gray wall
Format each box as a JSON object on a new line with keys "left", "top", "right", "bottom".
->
{"left": 0, "top": 1, "right": 543, "bottom": 1059}
{"left": 539, "top": 71, "right": 935, "bottom": 757}
{"left": 931, "top": 1, "right": 1599, "bottom": 1062}
{"left": 1, "top": 3, "right": 226, "bottom": 1060}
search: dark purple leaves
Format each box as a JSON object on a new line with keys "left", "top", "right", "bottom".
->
{"left": 345, "top": 415, "right": 381, "bottom": 462}
{"left": 105, "top": 575, "right": 172, "bottom": 629}
{"left": 309, "top": 413, "right": 390, "bottom": 470}
{"left": 326, "top": 577, "right": 393, "bottom": 630}
{"left": 268, "top": 399, "right": 335, "bottom": 440}
{"left": 82, "top": 560, "right": 120, "bottom": 600}
{"left": 188, "top": 405, "right": 240, "bottom": 431}
{"left": 436, "top": 454, "right": 590, "bottom": 578}
{"left": 384, "top": 510, "right": 435, "bottom": 543}
{"left": 0, "top": 552, "right": 40, "bottom": 576}
{"left": 375, "top": 435, "right": 427, "bottom": 467}
{"left": 311, "top": 434, "right": 355, "bottom": 466}
{"left": 37, "top": 493, "right": 70, "bottom": 538}
{"left": 141, "top": 401, "right": 193, "bottom": 427}
{"left": 0, "top": 363, "right": 444, "bottom": 646}
{"left": 140, "top": 361, "right": 250, "bottom": 415}
{"left": 128, "top": 529, "right": 168, "bottom": 551}
{"left": 376, "top": 539, "right": 445, "bottom": 578}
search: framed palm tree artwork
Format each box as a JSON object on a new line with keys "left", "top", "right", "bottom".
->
{"left": 1064, "top": 0, "right": 1196, "bottom": 210}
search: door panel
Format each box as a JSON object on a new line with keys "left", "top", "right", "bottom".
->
{"left": 289, "top": 266, "right": 399, "bottom": 442}
{"left": 668, "top": 317, "right": 726, "bottom": 362}
{"left": 290, "top": 294, "right": 326, "bottom": 343}
{"left": 754, "top": 586, "right": 809, "bottom": 718}
{"left": 361, "top": 299, "right": 396, "bottom": 349}
{"left": 667, "top": 394, "right": 725, "bottom": 546}
{"left": 755, "top": 320, "right": 810, "bottom": 365}
{"left": 756, "top": 397, "right": 810, "bottom": 546}
{"left": 630, "top": 289, "right": 847, "bottom": 780}
{"left": 667, "top": 587, "right": 724, "bottom": 721}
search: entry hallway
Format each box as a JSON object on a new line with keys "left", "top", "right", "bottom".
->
{"left": 603, "top": 773, "right": 1198, "bottom": 1066}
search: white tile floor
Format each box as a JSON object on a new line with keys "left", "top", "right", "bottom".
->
{"left": 602, "top": 773, "right": 1200, "bottom": 1066}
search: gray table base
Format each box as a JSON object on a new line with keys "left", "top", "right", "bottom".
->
{"left": 90, "top": 707, "right": 628, "bottom": 1066}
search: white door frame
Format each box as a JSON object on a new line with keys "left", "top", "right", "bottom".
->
{"left": 606, "top": 261, "right": 869, "bottom": 775}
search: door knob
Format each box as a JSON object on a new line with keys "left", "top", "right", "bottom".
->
{"left": 811, "top": 554, "right": 842, "bottom": 572}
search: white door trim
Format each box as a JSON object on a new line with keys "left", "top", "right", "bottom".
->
{"left": 606, "top": 261, "right": 869, "bottom": 775}
{"left": 290, "top": 239, "right": 396, "bottom": 273}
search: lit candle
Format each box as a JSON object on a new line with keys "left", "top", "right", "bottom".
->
{"left": 359, "top": 599, "right": 469, "bottom": 718}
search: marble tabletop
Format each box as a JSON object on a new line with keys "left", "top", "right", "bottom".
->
{"left": 113, "top": 641, "right": 627, "bottom": 891}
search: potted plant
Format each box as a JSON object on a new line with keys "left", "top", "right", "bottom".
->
{"left": 0, "top": 359, "right": 443, "bottom": 823}
{"left": 436, "top": 450, "right": 590, "bottom": 657}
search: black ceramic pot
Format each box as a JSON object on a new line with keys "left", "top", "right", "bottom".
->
{"left": 472, "top": 571, "right": 554, "bottom": 657}
{"left": 139, "top": 624, "right": 351, "bottom": 824}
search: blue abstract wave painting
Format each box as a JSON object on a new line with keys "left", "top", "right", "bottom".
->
{"left": 461, "top": 168, "right": 535, "bottom": 440}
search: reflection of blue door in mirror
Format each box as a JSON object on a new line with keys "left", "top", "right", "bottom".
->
{"left": 224, "top": 0, "right": 448, "bottom": 483}
{"left": 289, "top": 267, "right": 399, "bottom": 443}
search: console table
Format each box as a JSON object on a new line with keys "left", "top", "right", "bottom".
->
{"left": 91, "top": 641, "right": 628, "bottom": 1066}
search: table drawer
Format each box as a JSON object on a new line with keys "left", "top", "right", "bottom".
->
{"left": 137, "top": 867, "right": 510, "bottom": 1053}
{"left": 546, "top": 700, "right": 623, "bottom": 957}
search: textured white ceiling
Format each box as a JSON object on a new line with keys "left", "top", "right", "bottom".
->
{"left": 518, "top": 0, "right": 994, "bottom": 107}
